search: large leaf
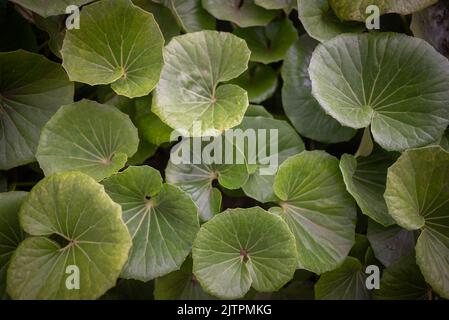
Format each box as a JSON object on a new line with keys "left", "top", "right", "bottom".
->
{"left": 238, "top": 117, "right": 305, "bottom": 203}
{"left": 315, "top": 257, "right": 370, "bottom": 300}
{"left": 152, "top": 30, "right": 251, "bottom": 137}
{"left": 9, "top": 0, "right": 94, "bottom": 17}
{"left": 192, "top": 207, "right": 297, "bottom": 299}
{"left": 374, "top": 253, "right": 428, "bottom": 300}
{"left": 36, "top": 100, "right": 139, "bottom": 181}
{"left": 61, "top": 0, "right": 164, "bottom": 98}
{"left": 230, "top": 63, "right": 278, "bottom": 104}
{"left": 154, "top": 256, "right": 215, "bottom": 300}
{"left": 154, "top": 0, "right": 216, "bottom": 32}
{"left": 7, "top": 172, "right": 132, "bottom": 299}
{"left": 202, "top": 0, "right": 278, "bottom": 27}
{"left": 0, "top": 192, "right": 26, "bottom": 299}
{"left": 411, "top": 0, "right": 449, "bottom": 58}
{"left": 166, "top": 136, "right": 248, "bottom": 221}
{"left": 384, "top": 146, "right": 449, "bottom": 299}
{"left": 309, "top": 33, "right": 449, "bottom": 151}
{"left": 298, "top": 0, "right": 364, "bottom": 43}
{"left": 272, "top": 151, "right": 357, "bottom": 274}
{"left": 329, "top": 0, "right": 438, "bottom": 22}
{"left": 0, "top": 50, "right": 73, "bottom": 170}
{"left": 367, "top": 220, "right": 415, "bottom": 267}
{"left": 102, "top": 166, "right": 199, "bottom": 281}
{"left": 281, "top": 36, "right": 356, "bottom": 143}
{"left": 233, "top": 18, "right": 297, "bottom": 64}
{"left": 340, "top": 150, "right": 397, "bottom": 226}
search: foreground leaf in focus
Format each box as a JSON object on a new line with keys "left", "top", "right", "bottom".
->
{"left": 103, "top": 166, "right": 199, "bottom": 281}
{"left": 309, "top": 33, "right": 449, "bottom": 151}
{"left": 192, "top": 207, "right": 297, "bottom": 299}
{"left": 0, "top": 50, "right": 73, "bottom": 170}
{"left": 7, "top": 172, "right": 132, "bottom": 299}
{"left": 384, "top": 146, "right": 449, "bottom": 299}
{"left": 272, "top": 151, "right": 357, "bottom": 274}
{"left": 61, "top": 0, "right": 164, "bottom": 98}
{"left": 36, "top": 100, "right": 139, "bottom": 181}
{"left": 153, "top": 30, "right": 250, "bottom": 136}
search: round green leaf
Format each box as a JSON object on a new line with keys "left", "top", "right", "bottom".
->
{"left": 0, "top": 50, "right": 74, "bottom": 170}
{"left": 411, "top": 0, "right": 449, "bottom": 58}
{"left": 329, "top": 0, "right": 438, "bottom": 22}
{"left": 373, "top": 253, "right": 428, "bottom": 300}
{"left": 202, "top": 0, "right": 278, "bottom": 27}
{"left": 0, "top": 192, "right": 26, "bottom": 299}
{"left": 309, "top": 33, "right": 449, "bottom": 151}
{"left": 166, "top": 136, "right": 249, "bottom": 221}
{"left": 367, "top": 220, "right": 415, "bottom": 267}
{"left": 154, "top": 256, "right": 215, "bottom": 300}
{"left": 154, "top": 0, "right": 216, "bottom": 32}
{"left": 152, "top": 30, "right": 251, "bottom": 137}
{"left": 281, "top": 36, "right": 356, "bottom": 143}
{"left": 192, "top": 207, "right": 297, "bottom": 299}
{"left": 61, "top": 0, "right": 164, "bottom": 98}
{"left": 385, "top": 146, "right": 449, "bottom": 298}
{"left": 272, "top": 151, "right": 357, "bottom": 274}
{"left": 315, "top": 257, "right": 370, "bottom": 300}
{"left": 7, "top": 172, "right": 132, "bottom": 300}
{"left": 9, "top": 0, "right": 94, "bottom": 17}
{"left": 238, "top": 117, "right": 305, "bottom": 203}
{"left": 230, "top": 64, "right": 278, "bottom": 104}
{"left": 102, "top": 166, "right": 200, "bottom": 281}
{"left": 298, "top": 0, "right": 364, "bottom": 43}
{"left": 36, "top": 99, "right": 139, "bottom": 181}
{"left": 233, "top": 18, "right": 297, "bottom": 64}
{"left": 340, "top": 150, "right": 397, "bottom": 226}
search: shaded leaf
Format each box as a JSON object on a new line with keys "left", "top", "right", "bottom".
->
{"left": 9, "top": 0, "right": 94, "bottom": 17}
{"left": 0, "top": 50, "right": 73, "bottom": 170}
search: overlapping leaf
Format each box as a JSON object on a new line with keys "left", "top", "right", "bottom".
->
{"left": 298, "top": 0, "right": 364, "bottom": 43}
{"left": 36, "top": 99, "right": 139, "bottom": 181}
{"left": 329, "top": 0, "right": 438, "bottom": 21}
{"left": 272, "top": 151, "right": 357, "bottom": 274}
{"left": 0, "top": 192, "right": 26, "bottom": 299}
{"left": 61, "top": 0, "right": 164, "bottom": 98}
{"left": 384, "top": 146, "right": 449, "bottom": 298}
{"left": 7, "top": 172, "right": 132, "bottom": 299}
{"left": 9, "top": 0, "right": 94, "bottom": 17}
{"left": 282, "top": 36, "right": 356, "bottom": 143}
{"left": 153, "top": 30, "right": 251, "bottom": 136}
{"left": 309, "top": 33, "right": 449, "bottom": 151}
{"left": 0, "top": 50, "right": 73, "bottom": 170}
{"left": 103, "top": 166, "right": 199, "bottom": 281}
{"left": 202, "top": 0, "right": 278, "bottom": 27}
